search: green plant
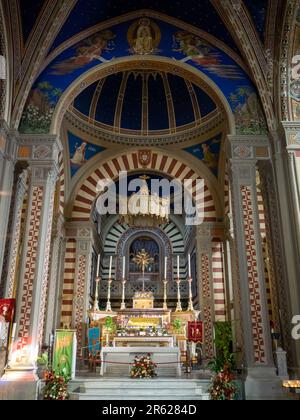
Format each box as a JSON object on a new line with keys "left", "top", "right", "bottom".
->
{"left": 172, "top": 318, "right": 182, "bottom": 333}
{"left": 105, "top": 316, "right": 116, "bottom": 333}
{"left": 37, "top": 352, "right": 49, "bottom": 367}
{"left": 208, "top": 322, "right": 235, "bottom": 374}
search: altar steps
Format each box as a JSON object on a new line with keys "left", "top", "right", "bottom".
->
{"left": 69, "top": 378, "right": 211, "bottom": 400}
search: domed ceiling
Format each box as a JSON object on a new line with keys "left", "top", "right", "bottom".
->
{"left": 70, "top": 70, "right": 218, "bottom": 136}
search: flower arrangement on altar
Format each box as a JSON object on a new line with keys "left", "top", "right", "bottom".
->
{"left": 130, "top": 354, "right": 157, "bottom": 379}
{"left": 43, "top": 370, "right": 70, "bottom": 400}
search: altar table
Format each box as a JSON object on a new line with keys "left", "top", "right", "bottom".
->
{"left": 113, "top": 336, "right": 174, "bottom": 348}
{"left": 100, "top": 346, "right": 181, "bottom": 377}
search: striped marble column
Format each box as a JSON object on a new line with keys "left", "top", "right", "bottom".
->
{"left": 228, "top": 135, "right": 278, "bottom": 397}
{"left": 60, "top": 223, "right": 94, "bottom": 353}
{"left": 196, "top": 224, "right": 215, "bottom": 363}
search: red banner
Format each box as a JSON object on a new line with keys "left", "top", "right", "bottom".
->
{"left": 188, "top": 321, "right": 204, "bottom": 343}
{"left": 0, "top": 299, "right": 15, "bottom": 322}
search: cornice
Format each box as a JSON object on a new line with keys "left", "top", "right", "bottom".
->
{"left": 64, "top": 108, "right": 225, "bottom": 147}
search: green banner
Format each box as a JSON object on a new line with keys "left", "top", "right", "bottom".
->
{"left": 53, "top": 330, "right": 76, "bottom": 378}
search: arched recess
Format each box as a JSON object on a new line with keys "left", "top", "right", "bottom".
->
{"left": 65, "top": 148, "right": 221, "bottom": 223}
{"left": 50, "top": 56, "right": 236, "bottom": 137}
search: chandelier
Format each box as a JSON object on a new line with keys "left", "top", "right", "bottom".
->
{"left": 119, "top": 176, "right": 170, "bottom": 228}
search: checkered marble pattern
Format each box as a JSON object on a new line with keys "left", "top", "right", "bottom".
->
{"left": 37, "top": 189, "right": 55, "bottom": 346}
{"left": 201, "top": 254, "right": 215, "bottom": 360}
{"left": 7, "top": 193, "right": 27, "bottom": 298}
{"left": 201, "top": 255, "right": 211, "bottom": 299}
{"left": 75, "top": 255, "right": 87, "bottom": 352}
{"left": 18, "top": 186, "right": 44, "bottom": 348}
{"left": 203, "top": 307, "right": 214, "bottom": 360}
{"left": 241, "top": 186, "right": 266, "bottom": 364}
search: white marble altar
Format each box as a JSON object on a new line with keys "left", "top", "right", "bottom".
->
{"left": 100, "top": 346, "right": 181, "bottom": 377}
{"left": 113, "top": 336, "right": 174, "bottom": 348}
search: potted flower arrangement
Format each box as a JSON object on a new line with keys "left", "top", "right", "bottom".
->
{"left": 208, "top": 322, "right": 238, "bottom": 401}
{"left": 130, "top": 354, "right": 157, "bottom": 379}
{"left": 43, "top": 369, "right": 70, "bottom": 400}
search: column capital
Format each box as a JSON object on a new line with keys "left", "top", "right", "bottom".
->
{"left": 17, "top": 133, "right": 63, "bottom": 164}
{"left": 226, "top": 134, "right": 271, "bottom": 161}
{"left": 0, "top": 121, "right": 18, "bottom": 163}
{"left": 282, "top": 121, "right": 300, "bottom": 147}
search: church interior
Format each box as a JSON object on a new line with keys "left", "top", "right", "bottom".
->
{"left": 0, "top": 0, "right": 300, "bottom": 401}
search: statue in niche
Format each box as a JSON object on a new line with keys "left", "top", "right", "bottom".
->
{"left": 133, "top": 19, "right": 154, "bottom": 55}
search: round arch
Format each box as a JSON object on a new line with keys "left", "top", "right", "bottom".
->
{"left": 50, "top": 56, "right": 236, "bottom": 136}
{"left": 65, "top": 148, "right": 222, "bottom": 223}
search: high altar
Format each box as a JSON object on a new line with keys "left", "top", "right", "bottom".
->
{"left": 89, "top": 278, "right": 198, "bottom": 377}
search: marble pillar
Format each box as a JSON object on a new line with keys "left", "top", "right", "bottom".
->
{"left": 228, "top": 135, "right": 282, "bottom": 398}
{"left": 8, "top": 135, "right": 62, "bottom": 369}
{"left": 0, "top": 122, "right": 17, "bottom": 281}
{"left": 272, "top": 123, "right": 300, "bottom": 376}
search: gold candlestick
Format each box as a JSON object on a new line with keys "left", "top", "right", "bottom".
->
{"left": 106, "top": 279, "right": 112, "bottom": 312}
{"left": 163, "top": 279, "right": 168, "bottom": 310}
{"left": 176, "top": 278, "right": 182, "bottom": 312}
{"left": 93, "top": 277, "right": 100, "bottom": 311}
{"left": 121, "top": 280, "right": 127, "bottom": 310}
{"left": 187, "top": 277, "right": 194, "bottom": 311}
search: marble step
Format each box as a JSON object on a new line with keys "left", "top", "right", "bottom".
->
{"left": 70, "top": 395, "right": 209, "bottom": 401}
{"left": 69, "top": 378, "right": 211, "bottom": 400}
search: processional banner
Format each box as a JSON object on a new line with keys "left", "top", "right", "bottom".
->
{"left": 53, "top": 330, "right": 77, "bottom": 379}
{"left": 88, "top": 327, "right": 101, "bottom": 356}
{"left": 188, "top": 321, "right": 204, "bottom": 344}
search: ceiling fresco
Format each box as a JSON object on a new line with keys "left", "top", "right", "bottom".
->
{"left": 71, "top": 70, "right": 217, "bottom": 133}
{"left": 68, "top": 131, "right": 106, "bottom": 177}
{"left": 19, "top": 16, "right": 267, "bottom": 136}
{"left": 19, "top": 0, "right": 46, "bottom": 42}
{"left": 49, "top": 0, "right": 241, "bottom": 54}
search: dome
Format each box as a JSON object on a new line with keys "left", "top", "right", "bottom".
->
{"left": 70, "top": 70, "right": 218, "bottom": 136}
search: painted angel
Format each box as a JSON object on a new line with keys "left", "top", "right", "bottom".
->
{"left": 51, "top": 30, "right": 116, "bottom": 75}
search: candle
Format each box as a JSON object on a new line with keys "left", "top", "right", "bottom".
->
{"left": 96, "top": 254, "right": 101, "bottom": 278}
{"left": 188, "top": 254, "right": 191, "bottom": 278}
{"left": 122, "top": 256, "right": 126, "bottom": 280}
{"left": 177, "top": 255, "right": 180, "bottom": 279}
{"left": 109, "top": 256, "right": 113, "bottom": 279}
{"left": 164, "top": 257, "right": 167, "bottom": 280}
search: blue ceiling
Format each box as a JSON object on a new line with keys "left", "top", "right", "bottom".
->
{"left": 73, "top": 71, "right": 217, "bottom": 133}
{"left": 49, "top": 0, "right": 241, "bottom": 54}
{"left": 244, "top": 0, "right": 268, "bottom": 42}
{"left": 19, "top": 0, "right": 46, "bottom": 42}
{"left": 18, "top": 1, "right": 269, "bottom": 48}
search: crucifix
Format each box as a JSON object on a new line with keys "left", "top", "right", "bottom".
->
{"left": 132, "top": 249, "right": 154, "bottom": 291}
